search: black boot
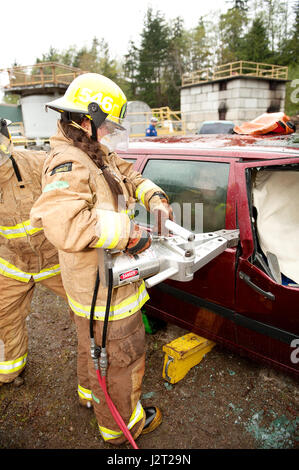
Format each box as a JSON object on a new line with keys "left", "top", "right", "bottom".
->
{"left": 141, "top": 406, "right": 162, "bottom": 435}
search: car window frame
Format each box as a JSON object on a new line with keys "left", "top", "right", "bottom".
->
{"left": 235, "top": 156, "right": 299, "bottom": 261}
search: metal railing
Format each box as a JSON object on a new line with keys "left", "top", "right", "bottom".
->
{"left": 1, "top": 62, "right": 85, "bottom": 89}
{"left": 127, "top": 106, "right": 186, "bottom": 137}
{"left": 182, "top": 61, "right": 288, "bottom": 87}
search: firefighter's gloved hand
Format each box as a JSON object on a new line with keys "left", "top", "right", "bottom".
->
{"left": 149, "top": 195, "right": 174, "bottom": 236}
{"left": 126, "top": 222, "right": 151, "bottom": 255}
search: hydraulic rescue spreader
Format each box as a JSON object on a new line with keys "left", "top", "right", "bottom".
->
{"left": 90, "top": 220, "right": 239, "bottom": 449}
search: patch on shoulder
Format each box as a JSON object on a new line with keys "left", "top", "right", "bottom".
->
{"left": 50, "top": 162, "right": 72, "bottom": 175}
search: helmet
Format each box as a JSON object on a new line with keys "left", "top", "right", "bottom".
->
{"left": 46, "top": 73, "right": 127, "bottom": 131}
{"left": 0, "top": 119, "right": 12, "bottom": 167}
{"left": 150, "top": 117, "right": 158, "bottom": 123}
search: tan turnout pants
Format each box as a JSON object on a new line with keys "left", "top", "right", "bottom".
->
{"left": 0, "top": 273, "right": 67, "bottom": 383}
{"left": 73, "top": 309, "right": 146, "bottom": 445}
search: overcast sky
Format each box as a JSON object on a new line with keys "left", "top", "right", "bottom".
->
{"left": 1, "top": 0, "right": 227, "bottom": 71}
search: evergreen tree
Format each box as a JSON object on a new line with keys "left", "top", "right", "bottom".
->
{"left": 277, "top": 0, "right": 299, "bottom": 65}
{"left": 189, "top": 17, "right": 211, "bottom": 71}
{"left": 123, "top": 40, "right": 140, "bottom": 100}
{"left": 217, "top": 6, "right": 248, "bottom": 63}
{"left": 137, "top": 8, "right": 170, "bottom": 107}
{"left": 241, "top": 17, "right": 271, "bottom": 62}
{"left": 164, "top": 16, "right": 189, "bottom": 109}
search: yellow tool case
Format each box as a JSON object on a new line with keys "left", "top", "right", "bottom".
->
{"left": 162, "top": 333, "right": 215, "bottom": 384}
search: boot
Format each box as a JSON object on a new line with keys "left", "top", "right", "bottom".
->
{"left": 141, "top": 406, "right": 162, "bottom": 435}
{"left": 79, "top": 397, "right": 93, "bottom": 409}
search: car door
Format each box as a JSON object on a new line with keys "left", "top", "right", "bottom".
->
{"left": 234, "top": 158, "right": 299, "bottom": 375}
{"left": 136, "top": 154, "right": 239, "bottom": 346}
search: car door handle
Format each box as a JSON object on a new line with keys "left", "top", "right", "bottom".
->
{"left": 239, "top": 271, "right": 275, "bottom": 301}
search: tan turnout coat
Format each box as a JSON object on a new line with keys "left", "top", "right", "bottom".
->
{"left": 30, "top": 124, "right": 167, "bottom": 443}
{"left": 30, "top": 123, "right": 165, "bottom": 319}
{"left": 0, "top": 150, "right": 60, "bottom": 280}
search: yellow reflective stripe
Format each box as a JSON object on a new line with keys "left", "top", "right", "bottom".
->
{"left": 0, "top": 257, "right": 60, "bottom": 283}
{"left": 78, "top": 385, "right": 92, "bottom": 400}
{"left": 93, "top": 210, "right": 123, "bottom": 249}
{"left": 0, "top": 257, "right": 31, "bottom": 282}
{"left": 99, "top": 401, "right": 144, "bottom": 441}
{"left": 120, "top": 208, "right": 135, "bottom": 220}
{"left": 0, "top": 353, "right": 27, "bottom": 374}
{"left": 99, "top": 426, "right": 122, "bottom": 440}
{"left": 67, "top": 281, "right": 149, "bottom": 321}
{"left": 127, "top": 400, "right": 144, "bottom": 430}
{"left": 0, "top": 220, "right": 43, "bottom": 239}
{"left": 136, "top": 180, "right": 159, "bottom": 207}
{"left": 32, "top": 265, "right": 61, "bottom": 281}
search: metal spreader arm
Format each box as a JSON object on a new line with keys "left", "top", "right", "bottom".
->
{"left": 98, "top": 220, "right": 239, "bottom": 289}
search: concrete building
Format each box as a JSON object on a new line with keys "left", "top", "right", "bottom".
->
{"left": 181, "top": 61, "right": 288, "bottom": 132}
{"left": 1, "top": 63, "right": 83, "bottom": 141}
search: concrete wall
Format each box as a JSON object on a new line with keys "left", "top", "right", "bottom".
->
{"left": 20, "top": 94, "right": 60, "bottom": 139}
{"left": 181, "top": 78, "right": 286, "bottom": 132}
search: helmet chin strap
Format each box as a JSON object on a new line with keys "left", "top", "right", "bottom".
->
{"left": 88, "top": 102, "right": 109, "bottom": 141}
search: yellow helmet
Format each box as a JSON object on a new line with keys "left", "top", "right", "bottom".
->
{"left": 46, "top": 73, "right": 127, "bottom": 130}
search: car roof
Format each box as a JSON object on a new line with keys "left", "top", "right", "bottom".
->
{"left": 122, "top": 134, "right": 299, "bottom": 159}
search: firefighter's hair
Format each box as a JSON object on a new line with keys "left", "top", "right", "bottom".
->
{"left": 60, "top": 119, "right": 125, "bottom": 208}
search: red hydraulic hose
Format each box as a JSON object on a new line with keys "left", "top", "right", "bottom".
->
{"left": 96, "top": 370, "right": 139, "bottom": 449}
{"left": 90, "top": 267, "right": 139, "bottom": 449}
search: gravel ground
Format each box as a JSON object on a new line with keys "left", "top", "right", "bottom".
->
{"left": 0, "top": 284, "right": 298, "bottom": 457}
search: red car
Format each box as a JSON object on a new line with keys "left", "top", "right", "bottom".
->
{"left": 118, "top": 133, "right": 299, "bottom": 378}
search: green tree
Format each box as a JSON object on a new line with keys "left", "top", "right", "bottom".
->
{"left": 123, "top": 40, "right": 140, "bottom": 99}
{"left": 217, "top": 6, "right": 248, "bottom": 63}
{"left": 137, "top": 8, "right": 170, "bottom": 107}
{"left": 241, "top": 17, "right": 271, "bottom": 62}
{"left": 189, "top": 17, "right": 211, "bottom": 71}
{"left": 276, "top": 0, "right": 299, "bottom": 65}
{"left": 164, "top": 16, "right": 189, "bottom": 109}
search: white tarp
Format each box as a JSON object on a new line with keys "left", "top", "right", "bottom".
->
{"left": 253, "top": 170, "right": 299, "bottom": 284}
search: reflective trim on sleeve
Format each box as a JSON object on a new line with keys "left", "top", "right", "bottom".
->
{"left": 0, "top": 353, "right": 27, "bottom": 374}
{"left": 67, "top": 281, "right": 149, "bottom": 321}
{"left": 0, "top": 219, "right": 43, "bottom": 239}
{"left": 120, "top": 208, "right": 135, "bottom": 220}
{"left": 99, "top": 400, "right": 144, "bottom": 441}
{"left": 78, "top": 384, "right": 92, "bottom": 401}
{"left": 93, "top": 210, "right": 125, "bottom": 249}
{"left": 135, "top": 180, "right": 161, "bottom": 208}
{"left": 0, "top": 257, "right": 60, "bottom": 283}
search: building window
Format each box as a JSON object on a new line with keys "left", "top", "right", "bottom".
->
{"left": 219, "top": 81, "right": 227, "bottom": 91}
{"left": 269, "top": 81, "right": 278, "bottom": 91}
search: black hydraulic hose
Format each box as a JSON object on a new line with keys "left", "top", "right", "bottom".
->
{"left": 89, "top": 269, "right": 100, "bottom": 339}
{"left": 101, "top": 267, "right": 113, "bottom": 349}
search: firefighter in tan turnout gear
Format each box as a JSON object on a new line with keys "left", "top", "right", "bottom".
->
{"left": 30, "top": 73, "right": 173, "bottom": 445}
{"left": 0, "top": 119, "right": 67, "bottom": 386}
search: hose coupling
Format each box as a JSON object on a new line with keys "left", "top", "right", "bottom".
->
{"left": 100, "top": 347, "right": 108, "bottom": 377}
{"left": 90, "top": 338, "right": 101, "bottom": 370}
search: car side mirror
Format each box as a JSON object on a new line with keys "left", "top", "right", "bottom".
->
{"left": 266, "top": 252, "right": 282, "bottom": 284}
